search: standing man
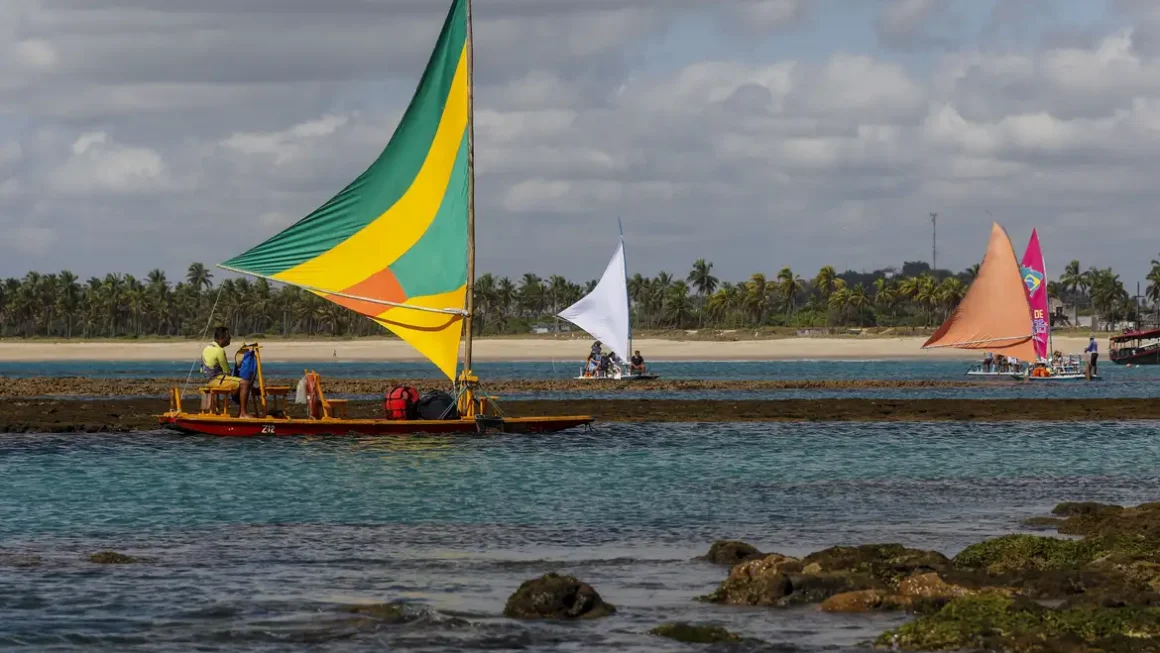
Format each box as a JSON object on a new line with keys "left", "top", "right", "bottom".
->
{"left": 1085, "top": 336, "right": 1099, "bottom": 376}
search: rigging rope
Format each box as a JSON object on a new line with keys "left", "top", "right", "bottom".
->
{"left": 180, "top": 284, "right": 226, "bottom": 399}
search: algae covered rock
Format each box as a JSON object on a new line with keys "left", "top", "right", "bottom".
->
{"left": 503, "top": 573, "right": 615, "bottom": 620}
{"left": 802, "top": 543, "right": 950, "bottom": 587}
{"left": 952, "top": 534, "right": 1095, "bottom": 573}
{"left": 820, "top": 589, "right": 903, "bottom": 613}
{"left": 700, "top": 553, "right": 801, "bottom": 605}
{"left": 649, "top": 622, "right": 742, "bottom": 644}
{"left": 87, "top": 551, "right": 139, "bottom": 564}
{"left": 879, "top": 593, "right": 1160, "bottom": 652}
{"left": 701, "top": 540, "right": 764, "bottom": 567}
{"left": 897, "top": 572, "right": 975, "bottom": 600}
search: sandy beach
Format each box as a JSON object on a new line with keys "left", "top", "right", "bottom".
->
{"left": 0, "top": 336, "right": 1095, "bottom": 362}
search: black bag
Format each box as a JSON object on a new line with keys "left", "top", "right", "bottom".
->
{"left": 416, "top": 391, "right": 460, "bottom": 420}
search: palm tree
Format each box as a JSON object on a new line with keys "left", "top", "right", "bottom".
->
{"left": 187, "top": 262, "right": 213, "bottom": 291}
{"left": 745, "top": 274, "right": 773, "bottom": 325}
{"left": 814, "top": 266, "right": 837, "bottom": 300}
{"left": 777, "top": 266, "right": 803, "bottom": 320}
{"left": 474, "top": 273, "right": 498, "bottom": 335}
{"left": 1059, "top": 260, "right": 1082, "bottom": 303}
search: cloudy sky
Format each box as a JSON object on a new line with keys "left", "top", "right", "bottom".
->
{"left": 3, "top": 0, "right": 1159, "bottom": 288}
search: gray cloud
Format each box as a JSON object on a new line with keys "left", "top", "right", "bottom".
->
{"left": 2, "top": 0, "right": 1160, "bottom": 289}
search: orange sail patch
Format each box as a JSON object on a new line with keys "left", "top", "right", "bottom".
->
{"left": 923, "top": 222, "right": 1037, "bottom": 361}
{"left": 324, "top": 268, "right": 407, "bottom": 317}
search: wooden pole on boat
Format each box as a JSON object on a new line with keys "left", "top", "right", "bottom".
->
{"left": 463, "top": 0, "right": 477, "bottom": 375}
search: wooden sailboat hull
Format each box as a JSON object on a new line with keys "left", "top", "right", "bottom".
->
{"left": 159, "top": 413, "right": 594, "bottom": 437}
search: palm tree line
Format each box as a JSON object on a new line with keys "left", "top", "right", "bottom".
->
{"left": 0, "top": 259, "right": 1151, "bottom": 338}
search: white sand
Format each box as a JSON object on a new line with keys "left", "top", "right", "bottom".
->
{"left": 0, "top": 336, "right": 1095, "bottom": 362}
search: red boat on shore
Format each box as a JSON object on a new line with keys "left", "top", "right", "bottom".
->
{"left": 1110, "top": 329, "right": 1160, "bottom": 365}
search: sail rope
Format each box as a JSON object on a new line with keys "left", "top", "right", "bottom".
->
{"left": 180, "top": 284, "right": 226, "bottom": 399}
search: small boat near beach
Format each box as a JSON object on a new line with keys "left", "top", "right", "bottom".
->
{"left": 557, "top": 221, "right": 658, "bottom": 381}
{"left": 159, "top": 0, "right": 592, "bottom": 436}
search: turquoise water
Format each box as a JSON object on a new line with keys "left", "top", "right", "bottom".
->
{"left": 4, "top": 359, "right": 1157, "bottom": 399}
{"left": 3, "top": 422, "right": 1160, "bottom": 651}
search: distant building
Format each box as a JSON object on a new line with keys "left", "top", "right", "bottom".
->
{"left": 530, "top": 323, "right": 572, "bottom": 334}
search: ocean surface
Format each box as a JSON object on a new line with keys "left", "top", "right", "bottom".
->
{"left": 3, "top": 422, "right": 1160, "bottom": 651}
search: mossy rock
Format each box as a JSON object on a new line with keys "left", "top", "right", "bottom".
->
{"left": 701, "top": 540, "right": 764, "bottom": 566}
{"left": 649, "top": 622, "right": 742, "bottom": 644}
{"left": 503, "top": 573, "right": 615, "bottom": 620}
{"left": 952, "top": 534, "right": 1097, "bottom": 573}
{"left": 1052, "top": 502, "right": 1126, "bottom": 536}
{"left": 802, "top": 544, "right": 950, "bottom": 588}
{"left": 87, "top": 551, "right": 139, "bottom": 564}
{"left": 879, "top": 593, "right": 1160, "bottom": 652}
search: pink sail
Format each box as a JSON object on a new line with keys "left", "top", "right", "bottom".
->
{"left": 1020, "top": 229, "right": 1050, "bottom": 361}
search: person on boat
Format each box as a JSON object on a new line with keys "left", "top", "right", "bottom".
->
{"left": 200, "top": 326, "right": 252, "bottom": 418}
{"left": 630, "top": 350, "right": 646, "bottom": 375}
{"left": 982, "top": 351, "right": 993, "bottom": 373}
{"left": 597, "top": 352, "right": 613, "bottom": 377}
{"left": 1085, "top": 337, "right": 1099, "bottom": 375}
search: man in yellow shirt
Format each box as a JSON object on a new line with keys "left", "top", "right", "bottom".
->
{"left": 200, "top": 326, "right": 252, "bottom": 417}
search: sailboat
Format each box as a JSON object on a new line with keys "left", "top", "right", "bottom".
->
{"left": 926, "top": 223, "right": 1095, "bottom": 381}
{"left": 557, "top": 221, "right": 658, "bottom": 381}
{"left": 1019, "top": 229, "right": 1095, "bottom": 381}
{"left": 158, "top": 0, "right": 594, "bottom": 435}
{"left": 924, "top": 223, "right": 1038, "bottom": 377}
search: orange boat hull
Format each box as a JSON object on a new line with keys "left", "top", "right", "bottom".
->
{"left": 159, "top": 413, "right": 594, "bottom": 437}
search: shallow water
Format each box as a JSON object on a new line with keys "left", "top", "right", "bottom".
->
{"left": 4, "top": 359, "right": 1157, "bottom": 400}
{"left": 3, "top": 422, "right": 1160, "bottom": 651}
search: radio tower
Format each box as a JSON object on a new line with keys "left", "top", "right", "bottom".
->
{"left": 930, "top": 212, "right": 938, "bottom": 273}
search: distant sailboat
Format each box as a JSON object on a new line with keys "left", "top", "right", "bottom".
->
{"left": 924, "top": 222, "right": 1037, "bottom": 365}
{"left": 557, "top": 222, "right": 657, "bottom": 381}
{"left": 927, "top": 222, "right": 1094, "bottom": 381}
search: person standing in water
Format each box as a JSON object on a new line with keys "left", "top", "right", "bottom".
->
{"left": 1085, "top": 336, "right": 1099, "bottom": 375}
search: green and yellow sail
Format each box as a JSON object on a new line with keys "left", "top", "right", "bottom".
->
{"left": 221, "top": 0, "right": 470, "bottom": 380}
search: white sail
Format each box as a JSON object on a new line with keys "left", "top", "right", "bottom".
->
{"left": 558, "top": 241, "right": 630, "bottom": 364}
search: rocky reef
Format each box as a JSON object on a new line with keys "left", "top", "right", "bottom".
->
{"left": 700, "top": 501, "right": 1160, "bottom": 651}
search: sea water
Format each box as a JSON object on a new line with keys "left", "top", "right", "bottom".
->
{"left": 2, "top": 359, "right": 1157, "bottom": 400}
{"left": 3, "top": 421, "right": 1159, "bottom": 651}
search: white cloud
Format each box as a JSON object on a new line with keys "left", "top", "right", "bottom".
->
{"left": 49, "top": 131, "right": 170, "bottom": 195}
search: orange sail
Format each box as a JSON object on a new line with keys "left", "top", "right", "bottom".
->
{"left": 922, "top": 222, "right": 1037, "bottom": 360}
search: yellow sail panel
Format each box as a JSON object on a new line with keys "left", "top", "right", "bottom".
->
{"left": 923, "top": 222, "right": 1037, "bottom": 360}
{"left": 371, "top": 286, "right": 468, "bottom": 380}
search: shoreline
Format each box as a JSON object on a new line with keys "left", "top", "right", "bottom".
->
{"left": 0, "top": 336, "right": 1095, "bottom": 362}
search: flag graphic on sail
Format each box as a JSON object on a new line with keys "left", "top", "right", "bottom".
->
{"left": 1020, "top": 229, "right": 1050, "bottom": 361}
{"left": 220, "top": 0, "right": 469, "bottom": 380}
{"left": 922, "top": 222, "right": 1037, "bottom": 361}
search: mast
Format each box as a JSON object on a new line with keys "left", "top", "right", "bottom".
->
{"left": 619, "top": 217, "right": 631, "bottom": 357}
{"left": 1043, "top": 233, "right": 1053, "bottom": 359}
{"left": 462, "top": 0, "right": 477, "bottom": 375}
